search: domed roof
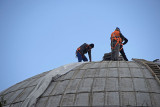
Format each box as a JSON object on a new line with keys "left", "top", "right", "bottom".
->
{"left": 0, "top": 60, "right": 160, "bottom": 107}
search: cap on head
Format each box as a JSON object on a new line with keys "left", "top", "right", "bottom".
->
{"left": 115, "top": 27, "right": 120, "bottom": 31}
{"left": 89, "top": 43, "right": 94, "bottom": 48}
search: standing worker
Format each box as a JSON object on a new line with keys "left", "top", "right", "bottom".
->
{"left": 111, "top": 27, "right": 128, "bottom": 61}
{"left": 76, "top": 43, "right": 94, "bottom": 62}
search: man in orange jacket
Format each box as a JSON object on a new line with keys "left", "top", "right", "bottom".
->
{"left": 111, "top": 27, "right": 128, "bottom": 61}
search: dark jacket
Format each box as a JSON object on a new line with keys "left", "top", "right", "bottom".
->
{"left": 78, "top": 43, "right": 91, "bottom": 55}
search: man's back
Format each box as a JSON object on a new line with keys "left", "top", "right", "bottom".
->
{"left": 79, "top": 43, "right": 89, "bottom": 54}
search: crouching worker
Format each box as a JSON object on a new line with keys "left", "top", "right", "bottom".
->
{"left": 76, "top": 43, "right": 94, "bottom": 62}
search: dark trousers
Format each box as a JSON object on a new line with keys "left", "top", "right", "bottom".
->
{"left": 120, "top": 45, "right": 128, "bottom": 61}
{"left": 76, "top": 51, "right": 88, "bottom": 62}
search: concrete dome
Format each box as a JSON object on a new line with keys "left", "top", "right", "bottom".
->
{"left": 0, "top": 60, "right": 160, "bottom": 107}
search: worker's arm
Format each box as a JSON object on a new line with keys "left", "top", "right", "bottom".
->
{"left": 120, "top": 33, "right": 128, "bottom": 45}
{"left": 88, "top": 50, "right": 92, "bottom": 62}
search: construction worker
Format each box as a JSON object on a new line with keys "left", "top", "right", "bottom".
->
{"left": 111, "top": 27, "right": 128, "bottom": 61}
{"left": 76, "top": 43, "right": 94, "bottom": 62}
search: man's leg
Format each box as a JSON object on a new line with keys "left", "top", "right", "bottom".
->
{"left": 82, "top": 55, "right": 88, "bottom": 62}
{"left": 77, "top": 51, "right": 83, "bottom": 62}
{"left": 120, "top": 47, "right": 128, "bottom": 61}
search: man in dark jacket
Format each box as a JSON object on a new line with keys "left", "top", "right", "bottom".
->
{"left": 117, "top": 27, "right": 128, "bottom": 61}
{"left": 76, "top": 43, "right": 94, "bottom": 62}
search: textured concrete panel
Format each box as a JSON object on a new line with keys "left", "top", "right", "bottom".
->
{"left": 148, "top": 79, "right": 160, "bottom": 93}
{"left": 3, "top": 91, "right": 17, "bottom": 104}
{"left": 42, "top": 82, "right": 56, "bottom": 97}
{"left": 3, "top": 106, "right": 9, "bottom": 107}
{"left": 143, "top": 68, "right": 154, "bottom": 78}
{"left": 78, "top": 78, "right": 93, "bottom": 92}
{"left": 107, "top": 68, "right": 118, "bottom": 77}
{"left": 45, "top": 95, "right": 61, "bottom": 107}
{"left": 136, "top": 92, "right": 151, "bottom": 106}
{"left": 128, "top": 62, "right": 139, "bottom": 67}
{"left": 27, "top": 78, "right": 42, "bottom": 87}
{"left": 134, "top": 78, "right": 148, "bottom": 92}
{"left": 106, "top": 92, "right": 119, "bottom": 105}
{"left": 100, "top": 62, "right": 108, "bottom": 68}
{"left": 74, "top": 70, "right": 85, "bottom": 79}
{"left": 130, "top": 68, "right": 143, "bottom": 77}
{"left": 5, "top": 89, "right": 23, "bottom": 104}
{"left": 90, "top": 63, "right": 101, "bottom": 68}
{"left": 51, "top": 80, "right": 69, "bottom": 95}
{"left": 60, "top": 70, "right": 75, "bottom": 80}
{"left": 35, "top": 97, "right": 48, "bottom": 107}
{"left": 108, "top": 61, "right": 117, "bottom": 67}
{"left": 3, "top": 82, "right": 26, "bottom": 94}
{"left": 92, "top": 78, "right": 105, "bottom": 92}
{"left": 151, "top": 93, "right": 160, "bottom": 106}
{"left": 119, "top": 62, "right": 128, "bottom": 67}
{"left": 10, "top": 102, "right": 22, "bottom": 107}
{"left": 92, "top": 92, "right": 104, "bottom": 106}
{"left": 65, "top": 79, "right": 81, "bottom": 94}
{"left": 94, "top": 69, "right": 107, "bottom": 78}
{"left": 84, "top": 69, "right": 96, "bottom": 78}
{"left": 81, "top": 63, "right": 92, "bottom": 69}
{"left": 121, "top": 92, "right": 136, "bottom": 106}
{"left": 20, "top": 78, "right": 37, "bottom": 89}
{"left": 106, "top": 78, "right": 119, "bottom": 91}
{"left": 120, "top": 78, "right": 134, "bottom": 91}
{"left": 119, "top": 68, "right": 131, "bottom": 77}
{"left": 74, "top": 93, "right": 89, "bottom": 106}
{"left": 14, "top": 86, "right": 35, "bottom": 102}
{"left": 55, "top": 75, "right": 64, "bottom": 81}
{"left": 61, "top": 94, "right": 75, "bottom": 106}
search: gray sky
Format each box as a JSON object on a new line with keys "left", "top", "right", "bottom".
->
{"left": 0, "top": 0, "right": 160, "bottom": 92}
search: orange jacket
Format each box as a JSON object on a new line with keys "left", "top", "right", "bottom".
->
{"left": 111, "top": 30, "right": 122, "bottom": 43}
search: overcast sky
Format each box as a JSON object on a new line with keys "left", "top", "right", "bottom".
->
{"left": 0, "top": 0, "right": 160, "bottom": 92}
